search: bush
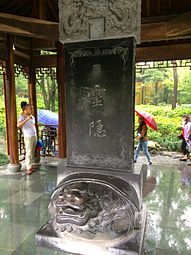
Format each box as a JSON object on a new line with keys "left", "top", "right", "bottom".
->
{"left": 135, "top": 105, "right": 187, "bottom": 151}
{"left": 0, "top": 94, "right": 189, "bottom": 152}
{"left": 0, "top": 152, "right": 9, "bottom": 166}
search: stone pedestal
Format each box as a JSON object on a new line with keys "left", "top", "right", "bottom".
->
{"left": 36, "top": 165, "right": 147, "bottom": 255}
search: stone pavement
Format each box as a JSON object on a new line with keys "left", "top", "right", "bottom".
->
{"left": 0, "top": 150, "right": 186, "bottom": 175}
{"left": 0, "top": 154, "right": 190, "bottom": 254}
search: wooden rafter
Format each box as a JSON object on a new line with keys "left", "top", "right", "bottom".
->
{"left": 0, "top": 12, "right": 58, "bottom": 40}
{"left": 167, "top": 12, "right": 191, "bottom": 36}
{"left": 141, "top": 22, "right": 168, "bottom": 42}
{"left": 31, "top": 1, "right": 38, "bottom": 19}
{"left": 0, "top": 11, "right": 190, "bottom": 44}
{"left": 13, "top": 0, "right": 29, "bottom": 14}
{"left": 136, "top": 42, "right": 191, "bottom": 62}
{"left": 47, "top": 0, "right": 58, "bottom": 22}
{"left": 0, "top": 8, "right": 190, "bottom": 48}
{"left": 141, "top": 13, "right": 191, "bottom": 42}
{"left": 1, "top": 0, "right": 19, "bottom": 12}
{"left": 38, "top": 0, "right": 47, "bottom": 20}
{"left": 34, "top": 55, "right": 57, "bottom": 68}
{"left": 32, "top": 38, "right": 55, "bottom": 50}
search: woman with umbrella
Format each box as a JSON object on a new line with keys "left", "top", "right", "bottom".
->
{"left": 134, "top": 110, "right": 157, "bottom": 165}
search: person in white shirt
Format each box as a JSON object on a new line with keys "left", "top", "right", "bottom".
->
{"left": 17, "top": 101, "right": 37, "bottom": 175}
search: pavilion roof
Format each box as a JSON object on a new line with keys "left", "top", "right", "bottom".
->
{"left": 0, "top": 0, "right": 191, "bottom": 62}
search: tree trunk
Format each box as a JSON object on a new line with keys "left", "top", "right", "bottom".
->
{"left": 172, "top": 61, "right": 178, "bottom": 109}
{"left": 51, "top": 78, "right": 56, "bottom": 112}
{"left": 153, "top": 80, "right": 159, "bottom": 105}
{"left": 38, "top": 75, "right": 49, "bottom": 109}
{"left": 37, "top": 72, "right": 57, "bottom": 111}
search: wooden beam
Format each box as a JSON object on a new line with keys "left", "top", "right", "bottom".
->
{"left": 14, "top": 37, "right": 30, "bottom": 50}
{"left": 0, "top": 23, "right": 34, "bottom": 36}
{"left": 14, "top": 49, "right": 30, "bottom": 60}
{"left": 141, "top": 13, "right": 191, "bottom": 42}
{"left": 32, "top": 38, "right": 56, "bottom": 50}
{"left": 0, "top": 11, "right": 190, "bottom": 44}
{"left": 141, "top": 22, "right": 168, "bottom": 42}
{"left": 0, "top": 12, "right": 58, "bottom": 40}
{"left": 1, "top": 49, "right": 55, "bottom": 67}
{"left": 167, "top": 12, "right": 191, "bottom": 36}
{"left": 14, "top": 54, "right": 30, "bottom": 66}
{"left": 136, "top": 42, "right": 191, "bottom": 62}
{"left": 34, "top": 55, "right": 57, "bottom": 67}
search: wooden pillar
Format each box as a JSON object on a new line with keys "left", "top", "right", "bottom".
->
{"left": 28, "top": 50, "right": 38, "bottom": 136}
{"left": 56, "top": 41, "right": 66, "bottom": 158}
{"left": 5, "top": 35, "right": 20, "bottom": 168}
{"left": 3, "top": 70, "right": 10, "bottom": 155}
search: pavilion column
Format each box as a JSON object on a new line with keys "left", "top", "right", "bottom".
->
{"left": 5, "top": 34, "right": 21, "bottom": 172}
{"left": 28, "top": 51, "right": 38, "bottom": 135}
{"left": 56, "top": 41, "right": 66, "bottom": 158}
{"left": 3, "top": 68, "right": 10, "bottom": 156}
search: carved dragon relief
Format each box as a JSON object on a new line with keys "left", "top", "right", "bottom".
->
{"left": 59, "top": 0, "right": 141, "bottom": 43}
{"left": 47, "top": 173, "right": 142, "bottom": 251}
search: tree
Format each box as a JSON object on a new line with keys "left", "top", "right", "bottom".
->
{"left": 172, "top": 61, "right": 178, "bottom": 109}
{"left": 36, "top": 71, "right": 57, "bottom": 111}
{"left": 0, "top": 74, "right": 4, "bottom": 96}
{"left": 177, "top": 67, "right": 191, "bottom": 104}
{"left": 15, "top": 73, "right": 28, "bottom": 97}
{"left": 36, "top": 51, "right": 58, "bottom": 111}
{"left": 136, "top": 67, "right": 169, "bottom": 105}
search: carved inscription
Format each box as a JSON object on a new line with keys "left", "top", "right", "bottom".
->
{"left": 80, "top": 84, "right": 106, "bottom": 107}
{"left": 89, "top": 120, "right": 106, "bottom": 137}
{"left": 90, "top": 85, "right": 105, "bottom": 107}
{"left": 59, "top": 0, "right": 141, "bottom": 43}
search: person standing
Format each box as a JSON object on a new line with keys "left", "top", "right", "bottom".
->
{"left": 17, "top": 101, "right": 37, "bottom": 175}
{"left": 179, "top": 114, "right": 191, "bottom": 161}
{"left": 134, "top": 116, "right": 152, "bottom": 165}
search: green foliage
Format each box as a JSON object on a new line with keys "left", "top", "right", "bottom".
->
{"left": 178, "top": 67, "right": 191, "bottom": 104}
{"left": 0, "top": 152, "right": 9, "bottom": 166}
{"left": 0, "top": 102, "right": 5, "bottom": 138}
{"left": 135, "top": 105, "right": 189, "bottom": 151}
{"left": 0, "top": 95, "right": 188, "bottom": 152}
{"left": 0, "top": 64, "right": 191, "bottom": 153}
{"left": 15, "top": 73, "right": 28, "bottom": 97}
{"left": 136, "top": 66, "right": 191, "bottom": 106}
{"left": 0, "top": 75, "right": 3, "bottom": 94}
{"left": 136, "top": 68, "right": 168, "bottom": 83}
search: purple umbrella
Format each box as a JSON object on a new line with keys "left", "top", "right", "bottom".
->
{"left": 37, "top": 109, "right": 58, "bottom": 126}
